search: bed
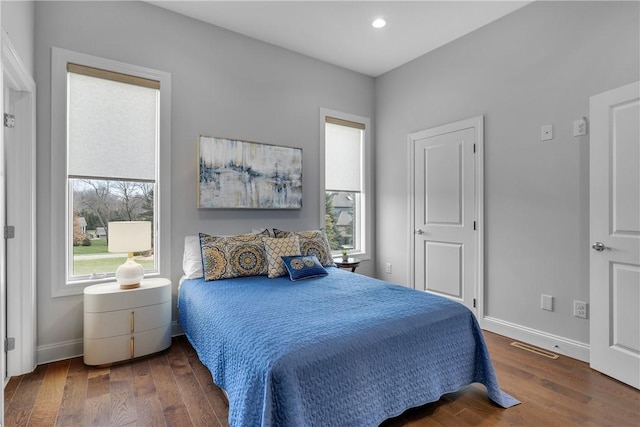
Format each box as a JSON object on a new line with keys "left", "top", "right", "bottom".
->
{"left": 178, "top": 266, "right": 518, "bottom": 426}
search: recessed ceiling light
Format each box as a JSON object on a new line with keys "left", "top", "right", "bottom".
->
{"left": 372, "top": 18, "right": 386, "bottom": 29}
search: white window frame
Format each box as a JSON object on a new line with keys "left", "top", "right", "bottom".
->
{"left": 50, "top": 47, "right": 171, "bottom": 297}
{"left": 319, "top": 108, "right": 372, "bottom": 260}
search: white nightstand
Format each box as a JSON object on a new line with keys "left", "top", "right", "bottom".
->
{"left": 83, "top": 277, "right": 172, "bottom": 366}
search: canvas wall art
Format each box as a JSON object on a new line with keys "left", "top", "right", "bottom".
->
{"left": 198, "top": 136, "right": 303, "bottom": 209}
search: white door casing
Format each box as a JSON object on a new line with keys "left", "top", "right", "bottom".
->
{"left": 0, "top": 14, "right": 4, "bottom": 427}
{"left": 589, "top": 81, "right": 640, "bottom": 389}
{"left": 409, "top": 116, "right": 483, "bottom": 313}
{"left": 2, "top": 31, "right": 37, "bottom": 377}
{"left": 2, "top": 76, "right": 9, "bottom": 383}
{"left": 0, "top": 29, "right": 4, "bottom": 409}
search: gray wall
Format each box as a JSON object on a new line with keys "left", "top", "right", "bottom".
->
{"left": 28, "top": 0, "right": 640, "bottom": 362}
{"left": 35, "top": 1, "right": 374, "bottom": 359}
{"left": 1, "top": 0, "right": 35, "bottom": 78}
{"left": 375, "top": 1, "right": 639, "bottom": 344}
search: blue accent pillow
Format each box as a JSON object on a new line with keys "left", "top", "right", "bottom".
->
{"left": 281, "top": 255, "right": 328, "bottom": 281}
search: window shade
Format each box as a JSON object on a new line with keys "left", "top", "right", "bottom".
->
{"left": 325, "top": 122, "right": 363, "bottom": 192}
{"left": 67, "top": 71, "right": 158, "bottom": 181}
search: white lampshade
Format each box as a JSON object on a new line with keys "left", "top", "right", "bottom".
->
{"left": 108, "top": 221, "right": 151, "bottom": 289}
{"left": 108, "top": 221, "right": 151, "bottom": 253}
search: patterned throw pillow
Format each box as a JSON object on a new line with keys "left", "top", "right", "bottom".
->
{"left": 199, "top": 230, "right": 270, "bottom": 281}
{"left": 281, "top": 255, "right": 328, "bottom": 281}
{"left": 273, "top": 229, "right": 335, "bottom": 267}
{"left": 263, "top": 236, "right": 301, "bottom": 278}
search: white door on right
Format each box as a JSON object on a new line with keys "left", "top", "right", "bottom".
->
{"left": 589, "top": 81, "right": 640, "bottom": 389}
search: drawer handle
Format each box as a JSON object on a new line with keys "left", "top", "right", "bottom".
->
{"left": 130, "top": 336, "right": 135, "bottom": 359}
{"left": 130, "top": 311, "right": 134, "bottom": 333}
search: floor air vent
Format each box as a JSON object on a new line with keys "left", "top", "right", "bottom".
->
{"left": 510, "top": 341, "right": 559, "bottom": 359}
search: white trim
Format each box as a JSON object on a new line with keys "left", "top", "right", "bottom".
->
{"left": 50, "top": 47, "right": 171, "bottom": 298}
{"left": 0, "top": 24, "right": 4, "bottom": 427}
{"left": 475, "top": 119, "right": 485, "bottom": 324}
{"left": 171, "top": 320, "right": 183, "bottom": 337}
{"left": 407, "top": 116, "right": 484, "bottom": 318}
{"left": 407, "top": 135, "right": 415, "bottom": 288}
{"left": 37, "top": 321, "right": 183, "bottom": 365}
{"left": 319, "top": 108, "right": 372, "bottom": 260}
{"left": 36, "top": 338, "right": 83, "bottom": 365}
{"left": 483, "top": 316, "right": 590, "bottom": 363}
{"left": 2, "top": 30, "right": 38, "bottom": 377}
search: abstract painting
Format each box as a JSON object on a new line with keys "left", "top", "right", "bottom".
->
{"left": 198, "top": 136, "right": 302, "bottom": 209}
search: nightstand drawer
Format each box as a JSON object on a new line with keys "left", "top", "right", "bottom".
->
{"left": 83, "top": 326, "right": 171, "bottom": 366}
{"left": 84, "top": 279, "right": 171, "bottom": 313}
{"left": 84, "top": 300, "right": 171, "bottom": 339}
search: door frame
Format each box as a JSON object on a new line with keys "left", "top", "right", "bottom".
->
{"left": 408, "top": 116, "right": 484, "bottom": 321}
{"left": 2, "top": 31, "right": 37, "bottom": 377}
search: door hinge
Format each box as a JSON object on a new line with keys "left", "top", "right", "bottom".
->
{"left": 473, "top": 298, "right": 477, "bottom": 308}
{"left": 5, "top": 337, "right": 15, "bottom": 352}
{"left": 473, "top": 143, "right": 476, "bottom": 153}
{"left": 473, "top": 221, "right": 476, "bottom": 230}
{"left": 4, "top": 113, "right": 15, "bottom": 128}
{"left": 4, "top": 225, "right": 15, "bottom": 239}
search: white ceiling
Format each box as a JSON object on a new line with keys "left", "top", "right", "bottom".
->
{"left": 147, "top": 1, "right": 531, "bottom": 77}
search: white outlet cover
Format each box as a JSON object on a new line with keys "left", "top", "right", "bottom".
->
{"left": 573, "top": 118, "right": 587, "bottom": 137}
{"left": 541, "top": 124, "right": 553, "bottom": 141}
{"left": 574, "top": 300, "right": 588, "bottom": 318}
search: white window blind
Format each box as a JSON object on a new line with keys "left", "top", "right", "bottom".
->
{"left": 67, "top": 68, "right": 159, "bottom": 181}
{"left": 325, "top": 119, "right": 364, "bottom": 193}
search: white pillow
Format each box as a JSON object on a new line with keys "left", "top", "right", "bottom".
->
{"left": 182, "top": 235, "right": 203, "bottom": 279}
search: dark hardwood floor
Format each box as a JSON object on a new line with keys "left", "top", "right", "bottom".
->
{"left": 4, "top": 332, "right": 639, "bottom": 426}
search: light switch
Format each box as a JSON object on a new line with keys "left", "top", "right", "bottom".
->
{"left": 541, "top": 125, "right": 553, "bottom": 141}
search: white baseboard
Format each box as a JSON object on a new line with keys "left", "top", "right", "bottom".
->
{"left": 171, "top": 320, "right": 184, "bottom": 337}
{"left": 36, "top": 321, "right": 184, "bottom": 366}
{"left": 37, "top": 338, "right": 83, "bottom": 365}
{"left": 482, "top": 316, "right": 590, "bottom": 363}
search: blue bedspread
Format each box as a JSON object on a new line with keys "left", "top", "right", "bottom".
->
{"left": 178, "top": 267, "right": 518, "bottom": 426}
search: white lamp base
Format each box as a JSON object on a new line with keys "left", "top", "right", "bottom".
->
{"left": 116, "top": 256, "right": 144, "bottom": 289}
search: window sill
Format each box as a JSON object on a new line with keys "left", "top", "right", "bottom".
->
{"left": 53, "top": 272, "right": 161, "bottom": 298}
{"left": 332, "top": 252, "right": 370, "bottom": 262}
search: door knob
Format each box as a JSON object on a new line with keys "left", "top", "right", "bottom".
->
{"left": 592, "top": 242, "right": 607, "bottom": 252}
{"left": 415, "top": 229, "right": 424, "bottom": 235}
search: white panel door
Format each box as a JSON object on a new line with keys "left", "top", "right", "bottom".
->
{"left": 589, "top": 81, "right": 640, "bottom": 389}
{"left": 411, "top": 117, "right": 481, "bottom": 311}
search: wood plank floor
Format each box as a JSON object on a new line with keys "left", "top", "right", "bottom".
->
{"left": 4, "top": 332, "right": 639, "bottom": 426}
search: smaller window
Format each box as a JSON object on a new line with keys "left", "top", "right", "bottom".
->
{"left": 321, "top": 111, "right": 371, "bottom": 258}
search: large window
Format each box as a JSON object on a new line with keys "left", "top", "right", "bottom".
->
{"left": 67, "top": 65, "right": 159, "bottom": 281}
{"left": 321, "top": 110, "right": 371, "bottom": 258}
{"left": 51, "top": 48, "right": 171, "bottom": 296}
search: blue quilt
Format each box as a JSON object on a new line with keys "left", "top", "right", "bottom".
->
{"left": 178, "top": 267, "right": 518, "bottom": 426}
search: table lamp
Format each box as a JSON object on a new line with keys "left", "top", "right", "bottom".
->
{"left": 108, "top": 221, "right": 151, "bottom": 289}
